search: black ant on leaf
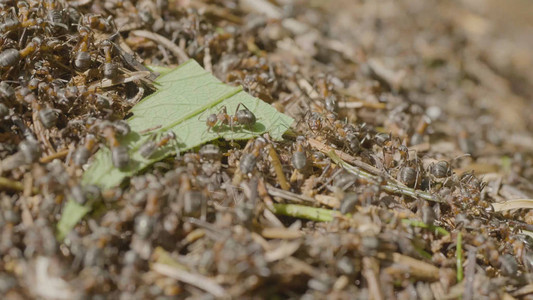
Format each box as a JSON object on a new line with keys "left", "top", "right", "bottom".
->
{"left": 204, "top": 102, "right": 257, "bottom": 133}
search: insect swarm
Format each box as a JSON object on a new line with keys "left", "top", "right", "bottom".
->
{"left": 0, "top": 0, "right": 526, "bottom": 298}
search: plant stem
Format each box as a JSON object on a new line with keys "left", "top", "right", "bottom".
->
{"left": 328, "top": 151, "right": 442, "bottom": 203}
{"left": 456, "top": 231, "right": 464, "bottom": 282}
{"left": 0, "top": 176, "right": 24, "bottom": 192}
{"left": 270, "top": 203, "right": 341, "bottom": 222}
{"left": 401, "top": 219, "right": 450, "bottom": 236}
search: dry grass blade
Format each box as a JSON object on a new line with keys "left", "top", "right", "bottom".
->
{"left": 39, "top": 149, "right": 69, "bottom": 164}
{"left": 131, "top": 30, "right": 189, "bottom": 63}
{"left": 308, "top": 138, "right": 381, "bottom": 175}
{"left": 0, "top": 176, "right": 39, "bottom": 194}
{"left": 265, "top": 240, "right": 302, "bottom": 262}
{"left": 491, "top": 199, "right": 533, "bottom": 212}
{"left": 266, "top": 185, "right": 315, "bottom": 204}
{"left": 462, "top": 248, "right": 477, "bottom": 300}
{"left": 152, "top": 263, "right": 228, "bottom": 298}
{"left": 512, "top": 284, "right": 533, "bottom": 297}
{"left": 0, "top": 176, "right": 25, "bottom": 192}
{"left": 328, "top": 150, "right": 442, "bottom": 203}
{"left": 362, "top": 257, "right": 384, "bottom": 300}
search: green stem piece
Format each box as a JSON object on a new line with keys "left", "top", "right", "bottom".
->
{"left": 456, "top": 231, "right": 464, "bottom": 282}
{"left": 270, "top": 203, "right": 341, "bottom": 222}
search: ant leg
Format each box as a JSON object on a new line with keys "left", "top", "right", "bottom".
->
{"left": 217, "top": 105, "right": 228, "bottom": 116}
{"left": 173, "top": 137, "right": 181, "bottom": 158}
{"left": 235, "top": 102, "right": 252, "bottom": 114}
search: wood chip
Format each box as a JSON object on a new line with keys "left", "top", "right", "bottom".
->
{"left": 130, "top": 30, "right": 189, "bottom": 63}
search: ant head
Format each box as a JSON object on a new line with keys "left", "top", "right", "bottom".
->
{"left": 206, "top": 114, "right": 217, "bottom": 127}
{"left": 166, "top": 131, "right": 177, "bottom": 139}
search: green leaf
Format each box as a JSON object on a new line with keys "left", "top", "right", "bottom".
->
{"left": 83, "top": 59, "right": 293, "bottom": 189}
{"left": 56, "top": 59, "right": 293, "bottom": 239}
{"left": 56, "top": 199, "right": 91, "bottom": 241}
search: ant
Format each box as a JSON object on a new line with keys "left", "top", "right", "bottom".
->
{"left": 73, "top": 134, "right": 98, "bottom": 166}
{"left": 42, "top": 0, "right": 70, "bottom": 33}
{"left": 291, "top": 136, "right": 308, "bottom": 171}
{"left": 138, "top": 131, "right": 179, "bottom": 159}
{"left": 0, "top": 9, "right": 21, "bottom": 35}
{"left": 0, "top": 37, "right": 41, "bottom": 68}
{"left": 410, "top": 115, "right": 431, "bottom": 146}
{"left": 17, "top": 1, "right": 36, "bottom": 28}
{"left": 100, "top": 40, "right": 118, "bottom": 80}
{"left": 0, "top": 81, "right": 15, "bottom": 100}
{"left": 81, "top": 14, "right": 113, "bottom": 32}
{"left": 205, "top": 103, "right": 256, "bottom": 133}
{"left": 93, "top": 121, "right": 130, "bottom": 169}
{"left": 73, "top": 26, "right": 92, "bottom": 70}
{"left": 38, "top": 105, "right": 60, "bottom": 129}
{"left": 240, "top": 137, "right": 266, "bottom": 175}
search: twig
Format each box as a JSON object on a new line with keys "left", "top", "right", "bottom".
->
{"left": 152, "top": 263, "right": 228, "bottom": 298}
{"left": 203, "top": 46, "right": 212, "bottom": 73}
{"left": 512, "top": 284, "right": 533, "bottom": 297}
{"left": 338, "top": 100, "right": 386, "bottom": 109}
{"left": 91, "top": 71, "right": 152, "bottom": 89}
{"left": 308, "top": 138, "right": 381, "bottom": 175}
{"left": 463, "top": 247, "right": 477, "bottom": 300}
{"left": 264, "top": 240, "right": 302, "bottom": 262}
{"left": 401, "top": 219, "right": 450, "bottom": 236}
{"left": 21, "top": 174, "right": 34, "bottom": 227}
{"left": 328, "top": 150, "right": 442, "bottom": 203}
{"left": 39, "top": 149, "right": 69, "bottom": 164}
{"left": 131, "top": 30, "right": 189, "bottom": 63}
{"left": 0, "top": 176, "right": 38, "bottom": 194}
{"left": 378, "top": 252, "right": 441, "bottom": 281}
{"left": 268, "top": 145, "right": 290, "bottom": 191}
{"left": 362, "top": 257, "right": 384, "bottom": 300}
{"left": 240, "top": 0, "right": 283, "bottom": 19}
{"left": 269, "top": 203, "right": 341, "bottom": 222}
{"left": 0, "top": 176, "right": 24, "bottom": 191}
{"left": 266, "top": 184, "right": 314, "bottom": 204}
{"left": 491, "top": 199, "right": 533, "bottom": 212}
{"left": 456, "top": 232, "right": 463, "bottom": 282}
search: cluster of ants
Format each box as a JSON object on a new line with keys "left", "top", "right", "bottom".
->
{"left": 0, "top": 1, "right": 513, "bottom": 298}
{"left": 0, "top": 0, "right": 156, "bottom": 172}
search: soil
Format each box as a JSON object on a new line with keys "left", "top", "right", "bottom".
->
{"left": 1, "top": 0, "right": 533, "bottom": 299}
